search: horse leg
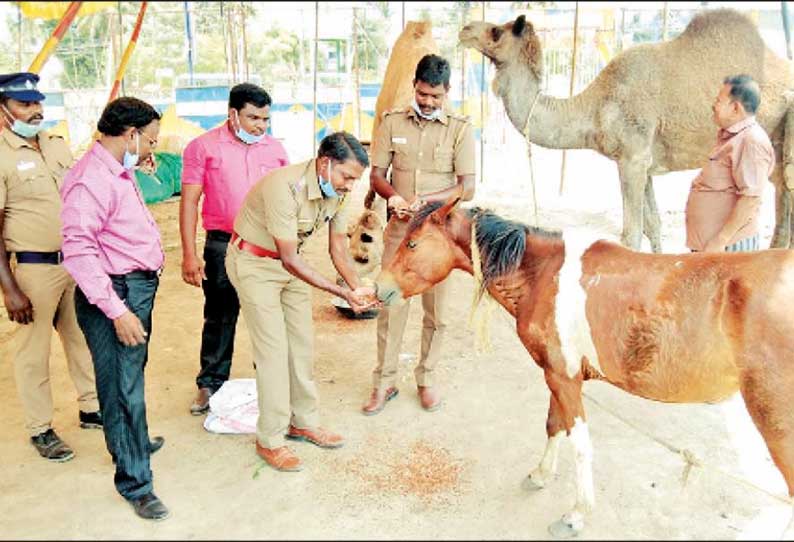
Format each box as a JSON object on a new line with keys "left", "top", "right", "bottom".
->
{"left": 524, "top": 394, "right": 566, "bottom": 491}
{"left": 543, "top": 373, "right": 595, "bottom": 539}
{"left": 617, "top": 155, "right": 649, "bottom": 251}
{"left": 738, "top": 370, "right": 794, "bottom": 538}
{"left": 642, "top": 175, "right": 662, "bottom": 253}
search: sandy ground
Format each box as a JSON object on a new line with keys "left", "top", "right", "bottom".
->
{"left": 1, "top": 138, "right": 792, "bottom": 540}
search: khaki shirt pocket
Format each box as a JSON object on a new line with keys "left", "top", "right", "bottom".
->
{"left": 297, "top": 204, "right": 318, "bottom": 235}
{"left": 432, "top": 145, "right": 454, "bottom": 173}
{"left": 7, "top": 166, "right": 50, "bottom": 200}
{"left": 392, "top": 144, "right": 416, "bottom": 171}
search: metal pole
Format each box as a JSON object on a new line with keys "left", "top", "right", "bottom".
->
{"left": 661, "top": 2, "right": 669, "bottom": 41}
{"left": 108, "top": 2, "right": 148, "bottom": 103}
{"left": 220, "top": 2, "right": 230, "bottom": 84}
{"left": 312, "top": 1, "right": 319, "bottom": 155}
{"left": 28, "top": 1, "right": 83, "bottom": 73}
{"left": 783, "top": 2, "right": 793, "bottom": 60}
{"left": 184, "top": 1, "right": 194, "bottom": 86}
{"left": 479, "top": 1, "right": 485, "bottom": 185}
{"left": 353, "top": 7, "right": 361, "bottom": 138}
{"left": 227, "top": 3, "right": 237, "bottom": 84}
{"left": 116, "top": 1, "right": 125, "bottom": 95}
{"left": 17, "top": 2, "right": 22, "bottom": 71}
{"left": 558, "top": 1, "right": 580, "bottom": 196}
{"left": 402, "top": 2, "right": 406, "bottom": 30}
{"left": 241, "top": 1, "right": 249, "bottom": 81}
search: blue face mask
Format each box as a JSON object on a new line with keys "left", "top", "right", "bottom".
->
{"left": 318, "top": 160, "right": 339, "bottom": 198}
{"left": 233, "top": 110, "right": 265, "bottom": 145}
{"left": 123, "top": 131, "right": 140, "bottom": 170}
{"left": 2, "top": 105, "right": 44, "bottom": 138}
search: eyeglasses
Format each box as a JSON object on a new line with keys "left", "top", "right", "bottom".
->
{"left": 137, "top": 130, "right": 158, "bottom": 149}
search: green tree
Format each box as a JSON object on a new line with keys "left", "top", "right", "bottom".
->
{"left": 248, "top": 25, "right": 305, "bottom": 97}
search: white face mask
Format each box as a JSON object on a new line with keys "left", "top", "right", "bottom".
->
{"left": 233, "top": 109, "right": 265, "bottom": 144}
{"left": 123, "top": 131, "right": 140, "bottom": 170}
{"left": 411, "top": 97, "right": 441, "bottom": 121}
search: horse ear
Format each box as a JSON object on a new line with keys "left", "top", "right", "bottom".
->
{"left": 431, "top": 187, "right": 464, "bottom": 225}
{"left": 512, "top": 14, "right": 527, "bottom": 37}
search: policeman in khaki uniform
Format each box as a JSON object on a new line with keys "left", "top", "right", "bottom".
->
{"left": 363, "top": 54, "right": 476, "bottom": 415}
{"left": 226, "top": 131, "right": 377, "bottom": 472}
{"left": 0, "top": 72, "right": 100, "bottom": 463}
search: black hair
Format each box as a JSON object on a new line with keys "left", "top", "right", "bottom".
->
{"left": 97, "top": 96, "right": 161, "bottom": 136}
{"left": 317, "top": 131, "right": 369, "bottom": 167}
{"left": 723, "top": 74, "right": 761, "bottom": 114}
{"left": 414, "top": 54, "right": 451, "bottom": 88}
{"left": 228, "top": 83, "right": 272, "bottom": 111}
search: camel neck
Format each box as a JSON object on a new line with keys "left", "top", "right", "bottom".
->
{"left": 495, "top": 62, "right": 599, "bottom": 150}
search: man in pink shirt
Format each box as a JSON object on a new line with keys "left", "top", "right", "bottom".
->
{"left": 61, "top": 97, "right": 169, "bottom": 521}
{"left": 180, "top": 83, "right": 289, "bottom": 415}
{"left": 686, "top": 74, "right": 775, "bottom": 252}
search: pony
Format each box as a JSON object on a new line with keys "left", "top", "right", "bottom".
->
{"left": 374, "top": 193, "right": 794, "bottom": 538}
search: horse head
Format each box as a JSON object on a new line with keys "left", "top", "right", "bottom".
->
{"left": 375, "top": 192, "right": 467, "bottom": 305}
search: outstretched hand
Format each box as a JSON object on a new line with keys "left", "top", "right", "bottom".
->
{"left": 345, "top": 286, "right": 382, "bottom": 313}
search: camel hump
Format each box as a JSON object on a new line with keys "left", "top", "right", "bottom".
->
{"left": 680, "top": 8, "right": 758, "bottom": 39}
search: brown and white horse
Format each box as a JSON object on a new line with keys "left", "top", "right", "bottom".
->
{"left": 374, "top": 194, "right": 794, "bottom": 538}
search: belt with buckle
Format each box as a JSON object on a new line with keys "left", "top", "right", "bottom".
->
{"left": 109, "top": 269, "right": 162, "bottom": 281}
{"left": 231, "top": 232, "right": 280, "bottom": 259}
{"left": 15, "top": 251, "right": 63, "bottom": 264}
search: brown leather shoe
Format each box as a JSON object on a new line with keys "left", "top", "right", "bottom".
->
{"left": 255, "top": 442, "right": 303, "bottom": 472}
{"left": 418, "top": 386, "right": 442, "bottom": 412}
{"left": 361, "top": 387, "right": 399, "bottom": 416}
{"left": 285, "top": 425, "right": 345, "bottom": 448}
{"left": 190, "top": 387, "right": 213, "bottom": 416}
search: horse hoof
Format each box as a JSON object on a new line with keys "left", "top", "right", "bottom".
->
{"left": 522, "top": 473, "right": 546, "bottom": 492}
{"left": 548, "top": 518, "right": 582, "bottom": 539}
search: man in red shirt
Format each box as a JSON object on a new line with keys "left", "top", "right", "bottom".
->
{"left": 180, "top": 83, "right": 289, "bottom": 415}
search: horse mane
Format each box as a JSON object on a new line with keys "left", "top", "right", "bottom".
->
{"left": 467, "top": 207, "right": 560, "bottom": 289}
{"left": 406, "top": 202, "right": 561, "bottom": 289}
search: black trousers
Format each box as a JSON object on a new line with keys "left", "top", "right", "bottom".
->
{"left": 195, "top": 231, "right": 240, "bottom": 392}
{"left": 74, "top": 271, "right": 159, "bottom": 501}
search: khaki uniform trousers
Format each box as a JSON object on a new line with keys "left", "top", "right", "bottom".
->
{"left": 225, "top": 245, "right": 320, "bottom": 449}
{"left": 12, "top": 263, "right": 98, "bottom": 436}
{"left": 374, "top": 217, "right": 450, "bottom": 390}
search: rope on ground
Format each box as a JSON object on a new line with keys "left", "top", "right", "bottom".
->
{"left": 582, "top": 391, "right": 792, "bottom": 506}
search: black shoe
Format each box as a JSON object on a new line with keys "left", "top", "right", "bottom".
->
{"left": 129, "top": 492, "right": 170, "bottom": 521}
{"left": 79, "top": 410, "right": 103, "bottom": 429}
{"left": 31, "top": 429, "right": 75, "bottom": 463}
{"left": 150, "top": 436, "right": 165, "bottom": 455}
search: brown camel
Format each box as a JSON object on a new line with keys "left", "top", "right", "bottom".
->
{"left": 364, "top": 21, "right": 439, "bottom": 214}
{"left": 459, "top": 9, "right": 794, "bottom": 252}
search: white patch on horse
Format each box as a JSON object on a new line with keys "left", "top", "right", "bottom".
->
{"left": 555, "top": 231, "right": 603, "bottom": 379}
{"left": 569, "top": 416, "right": 595, "bottom": 515}
{"left": 528, "top": 430, "right": 565, "bottom": 488}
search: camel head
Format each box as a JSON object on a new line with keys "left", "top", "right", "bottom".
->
{"left": 458, "top": 14, "right": 543, "bottom": 81}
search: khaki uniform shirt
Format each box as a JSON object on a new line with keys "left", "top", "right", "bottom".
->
{"left": 371, "top": 106, "right": 475, "bottom": 199}
{"left": 234, "top": 158, "right": 351, "bottom": 253}
{"left": 685, "top": 116, "right": 774, "bottom": 251}
{"left": 0, "top": 128, "right": 73, "bottom": 252}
